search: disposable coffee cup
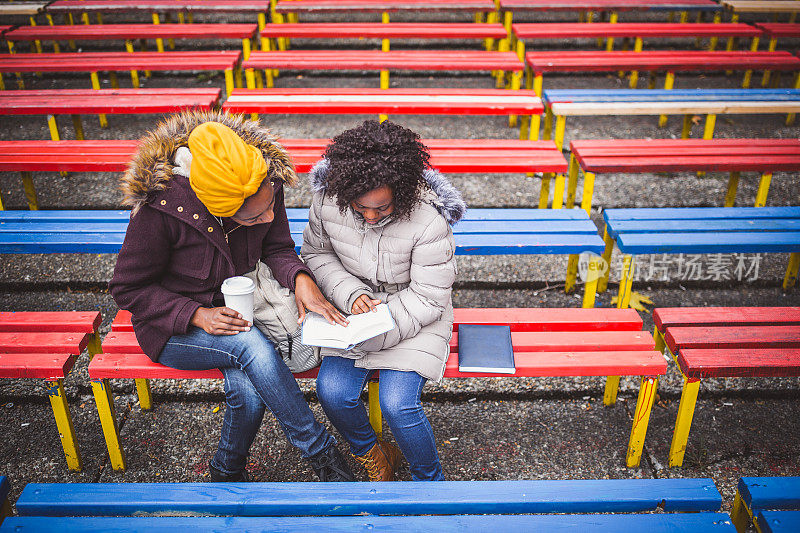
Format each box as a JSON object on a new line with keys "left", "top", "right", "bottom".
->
{"left": 220, "top": 276, "right": 256, "bottom": 324}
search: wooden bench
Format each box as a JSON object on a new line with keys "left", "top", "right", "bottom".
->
{"left": 0, "top": 477, "right": 9, "bottom": 525}
{"left": 601, "top": 207, "right": 800, "bottom": 310}
{"left": 568, "top": 138, "right": 800, "bottom": 213}
{"left": 541, "top": 89, "right": 800, "bottom": 150}
{"left": 260, "top": 22, "right": 508, "bottom": 52}
{"left": 1, "top": 89, "right": 222, "bottom": 143}
{"left": 754, "top": 24, "right": 800, "bottom": 85}
{"left": 731, "top": 476, "right": 800, "bottom": 533}
{"left": 723, "top": 1, "right": 800, "bottom": 17}
{"left": 222, "top": 87, "right": 543, "bottom": 140}
{"left": 513, "top": 23, "right": 762, "bottom": 56}
{"left": 5, "top": 479, "right": 733, "bottom": 531}
{"left": 499, "top": 0, "right": 723, "bottom": 32}
{"left": 5, "top": 23, "right": 258, "bottom": 57}
{"left": 653, "top": 309, "right": 800, "bottom": 468}
{"left": 0, "top": 2, "right": 47, "bottom": 18}
{"left": 46, "top": 0, "right": 271, "bottom": 32}
{"left": 97, "top": 306, "right": 662, "bottom": 470}
{"left": 0, "top": 51, "right": 242, "bottom": 96}
{"left": 523, "top": 50, "right": 800, "bottom": 99}
{"left": 0, "top": 311, "right": 102, "bottom": 471}
{"left": 0, "top": 138, "right": 565, "bottom": 210}
{"left": 241, "top": 50, "right": 524, "bottom": 90}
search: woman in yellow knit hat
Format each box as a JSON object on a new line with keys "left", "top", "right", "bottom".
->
{"left": 110, "top": 111, "right": 354, "bottom": 482}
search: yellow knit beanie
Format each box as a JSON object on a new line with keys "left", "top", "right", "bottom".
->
{"left": 188, "top": 122, "right": 269, "bottom": 217}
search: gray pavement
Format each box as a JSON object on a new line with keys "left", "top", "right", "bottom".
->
{"left": 1, "top": 6, "right": 800, "bottom": 517}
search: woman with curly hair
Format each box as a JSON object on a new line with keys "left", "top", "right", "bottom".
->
{"left": 301, "top": 120, "right": 466, "bottom": 481}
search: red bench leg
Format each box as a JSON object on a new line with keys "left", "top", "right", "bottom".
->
{"left": 92, "top": 379, "right": 127, "bottom": 470}
{"left": 626, "top": 376, "right": 658, "bottom": 467}
{"left": 47, "top": 378, "right": 82, "bottom": 471}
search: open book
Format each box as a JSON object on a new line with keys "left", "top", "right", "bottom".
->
{"left": 301, "top": 303, "right": 396, "bottom": 350}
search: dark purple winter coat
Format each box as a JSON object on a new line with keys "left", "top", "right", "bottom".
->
{"left": 109, "top": 111, "right": 311, "bottom": 361}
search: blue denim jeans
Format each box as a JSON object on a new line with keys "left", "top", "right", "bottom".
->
{"left": 316, "top": 355, "right": 444, "bottom": 481}
{"left": 159, "top": 326, "right": 335, "bottom": 476}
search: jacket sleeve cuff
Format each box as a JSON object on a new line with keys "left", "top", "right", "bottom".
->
{"left": 173, "top": 299, "right": 203, "bottom": 335}
{"left": 346, "top": 288, "right": 377, "bottom": 315}
{"left": 290, "top": 264, "right": 316, "bottom": 291}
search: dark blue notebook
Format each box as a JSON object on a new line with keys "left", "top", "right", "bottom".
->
{"left": 457, "top": 324, "right": 516, "bottom": 374}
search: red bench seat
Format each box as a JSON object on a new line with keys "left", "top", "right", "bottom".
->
{"left": 5, "top": 23, "right": 258, "bottom": 42}
{"left": 0, "top": 311, "right": 101, "bottom": 471}
{"left": 569, "top": 138, "right": 800, "bottom": 212}
{"left": 514, "top": 22, "right": 761, "bottom": 40}
{"left": 274, "top": 0, "right": 496, "bottom": 14}
{"left": 48, "top": 0, "right": 270, "bottom": 14}
{"left": 93, "top": 307, "right": 664, "bottom": 470}
{"left": 653, "top": 306, "right": 800, "bottom": 467}
{"left": 261, "top": 22, "right": 507, "bottom": 40}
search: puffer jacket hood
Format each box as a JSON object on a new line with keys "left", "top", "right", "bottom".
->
{"left": 121, "top": 110, "right": 297, "bottom": 215}
{"left": 308, "top": 158, "right": 467, "bottom": 226}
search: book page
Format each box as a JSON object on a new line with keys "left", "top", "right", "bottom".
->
{"left": 301, "top": 304, "right": 395, "bottom": 349}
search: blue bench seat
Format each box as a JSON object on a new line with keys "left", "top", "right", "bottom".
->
{"left": 0, "top": 208, "right": 606, "bottom": 307}
{"left": 599, "top": 207, "right": 800, "bottom": 306}
{"left": 2, "top": 479, "right": 735, "bottom": 532}
{"left": 731, "top": 476, "right": 800, "bottom": 533}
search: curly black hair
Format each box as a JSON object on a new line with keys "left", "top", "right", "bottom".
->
{"left": 323, "top": 120, "right": 431, "bottom": 220}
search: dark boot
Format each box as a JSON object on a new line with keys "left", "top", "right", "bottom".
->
{"left": 352, "top": 439, "right": 403, "bottom": 482}
{"left": 209, "top": 463, "right": 251, "bottom": 482}
{"left": 308, "top": 445, "right": 355, "bottom": 482}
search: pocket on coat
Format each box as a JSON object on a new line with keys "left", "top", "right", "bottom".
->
{"left": 169, "top": 244, "right": 213, "bottom": 280}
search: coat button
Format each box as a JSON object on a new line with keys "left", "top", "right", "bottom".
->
{"left": 193, "top": 214, "right": 199, "bottom": 220}
{"left": 160, "top": 200, "right": 166, "bottom": 205}
{"left": 207, "top": 227, "right": 214, "bottom": 232}
{"left": 177, "top": 206, "right": 184, "bottom": 212}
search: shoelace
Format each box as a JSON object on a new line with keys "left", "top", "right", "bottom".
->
{"left": 356, "top": 453, "right": 381, "bottom": 481}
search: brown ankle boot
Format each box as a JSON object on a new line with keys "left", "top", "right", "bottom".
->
{"left": 352, "top": 439, "right": 403, "bottom": 481}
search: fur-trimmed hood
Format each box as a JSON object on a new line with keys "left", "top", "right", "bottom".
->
{"left": 121, "top": 110, "right": 297, "bottom": 215}
{"left": 307, "top": 158, "right": 467, "bottom": 226}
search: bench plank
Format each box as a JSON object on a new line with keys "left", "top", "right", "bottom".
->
{"left": 223, "top": 88, "right": 542, "bottom": 115}
{"left": 723, "top": 1, "right": 800, "bottom": 14}
{"left": 0, "top": 353, "right": 77, "bottom": 380}
{"left": 0, "top": 89, "right": 222, "bottom": 115}
{"left": 243, "top": 50, "right": 524, "bottom": 72}
{"left": 0, "top": 311, "right": 102, "bottom": 333}
{"left": 500, "top": 0, "right": 720, "bottom": 12}
{"left": 449, "top": 330, "right": 655, "bottom": 352}
{"left": 0, "top": 332, "right": 91, "bottom": 354}
{"left": 0, "top": 51, "right": 241, "bottom": 73}
{"left": 615, "top": 232, "right": 800, "bottom": 254}
{"left": 677, "top": 348, "right": 800, "bottom": 378}
{"left": 545, "top": 89, "right": 800, "bottom": 104}
{"left": 261, "top": 23, "right": 507, "bottom": 39}
{"left": 6, "top": 24, "right": 258, "bottom": 42}
{"left": 515, "top": 22, "right": 760, "bottom": 39}
{"left": 759, "top": 511, "right": 800, "bottom": 533}
{"left": 665, "top": 325, "right": 800, "bottom": 352}
{"left": 14, "top": 479, "right": 722, "bottom": 516}
{"left": 274, "top": 0, "right": 496, "bottom": 14}
{"left": 738, "top": 477, "right": 800, "bottom": 510}
{"left": 654, "top": 307, "right": 800, "bottom": 330}
{"left": 755, "top": 23, "right": 800, "bottom": 39}
{"left": 47, "top": 0, "right": 270, "bottom": 14}
{"left": 0, "top": 513, "right": 737, "bottom": 531}
{"left": 604, "top": 206, "right": 800, "bottom": 221}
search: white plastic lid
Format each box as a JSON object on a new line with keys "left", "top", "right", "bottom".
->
{"left": 220, "top": 276, "right": 256, "bottom": 296}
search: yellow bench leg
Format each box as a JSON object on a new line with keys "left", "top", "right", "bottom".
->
{"left": 21, "top": 171, "right": 39, "bottom": 210}
{"left": 224, "top": 69, "right": 235, "bottom": 98}
{"left": 708, "top": 13, "right": 721, "bottom": 51}
{"left": 724, "top": 171, "right": 740, "bottom": 207}
{"left": 92, "top": 379, "right": 127, "bottom": 470}
{"left": 783, "top": 252, "right": 800, "bottom": 290}
{"left": 629, "top": 37, "right": 643, "bottom": 88}
{"left": 787, "top": 72, "right": 800, "bottom": 125}
{"left": 580, "top": 171, "right": 595, "bottom": 214}
{"left": 552, "top": 174, "right": 566, "bottom": 209}
{"left": 565, "top": 152, "right": 579, "bottom": 209}
{"left": 527, "top": 114, "right": 540, "bottom": 141}
{"left": 653, "top": 326, "right": 666, "bottom": 355}
{"left": 152, "top": 13, "right": 165, "bottom": 53}
{"left": 47, "top": 114, "right": 60, "bottom": 141}
{"left": 565, "top": 254, "right": 579, "bottom": 293}
{"left": 681, "top": 114, "right": 692, "bottom": 139}
{"left": 542, "top": 107, "right": 554, "bottom": 140}
{"left": 763, "top": 37, "right": 778, "bottom": 87}
{"left": 668, "top": 377, "right": 701, "bottom": 467}
{"left": 603, "top": 375, "right": 620, "bottom": 405}
{"left": 597, "top": 228, "right": 615, "bottom": 293}
{"left": 582, "top": 256, "right": 601, "bottom": 308}
{"left": 616, "top": 254, "right": 635, "bottom": 309}
{"left": 538, "top": 176, "right": 551, "bottom": 208}
{"left": 754, "top": 172, "right": 772, "bottom": 207}
{"left": 605, "top": 11, "right": 618, "bottom": 52}
{"left": 553, "top": 115, "right": 566, "bottom": 151}
{"left": 71, "top": 114, "right": 85, "bottom": 140}
{"left": 368, "top": 380, "right": 382, "bottom": 439}
{"left": 47, "top": 378, "right": 82, "bottom": 471}
{"left": 658, "top": 71, "right": 674, "bottom": 127}
{"left": 89, "top": 72, "right": 108, "bottom": 128}
{"left": 731, "top": 490, "right": 755, "bottom": 533}
{"left": 135, "top": 379, "right": 153, "bottom": 410}
{"left": 626, "top": 376, "right": 658, "bottom": 467}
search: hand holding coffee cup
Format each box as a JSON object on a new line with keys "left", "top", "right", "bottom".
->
{"left": 221, "top": 276, "right": 256, "bottom": 325}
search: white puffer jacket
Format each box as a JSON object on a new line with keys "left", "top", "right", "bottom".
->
{"left": 300, "top": 159, "right": 467, "bottom": 381}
